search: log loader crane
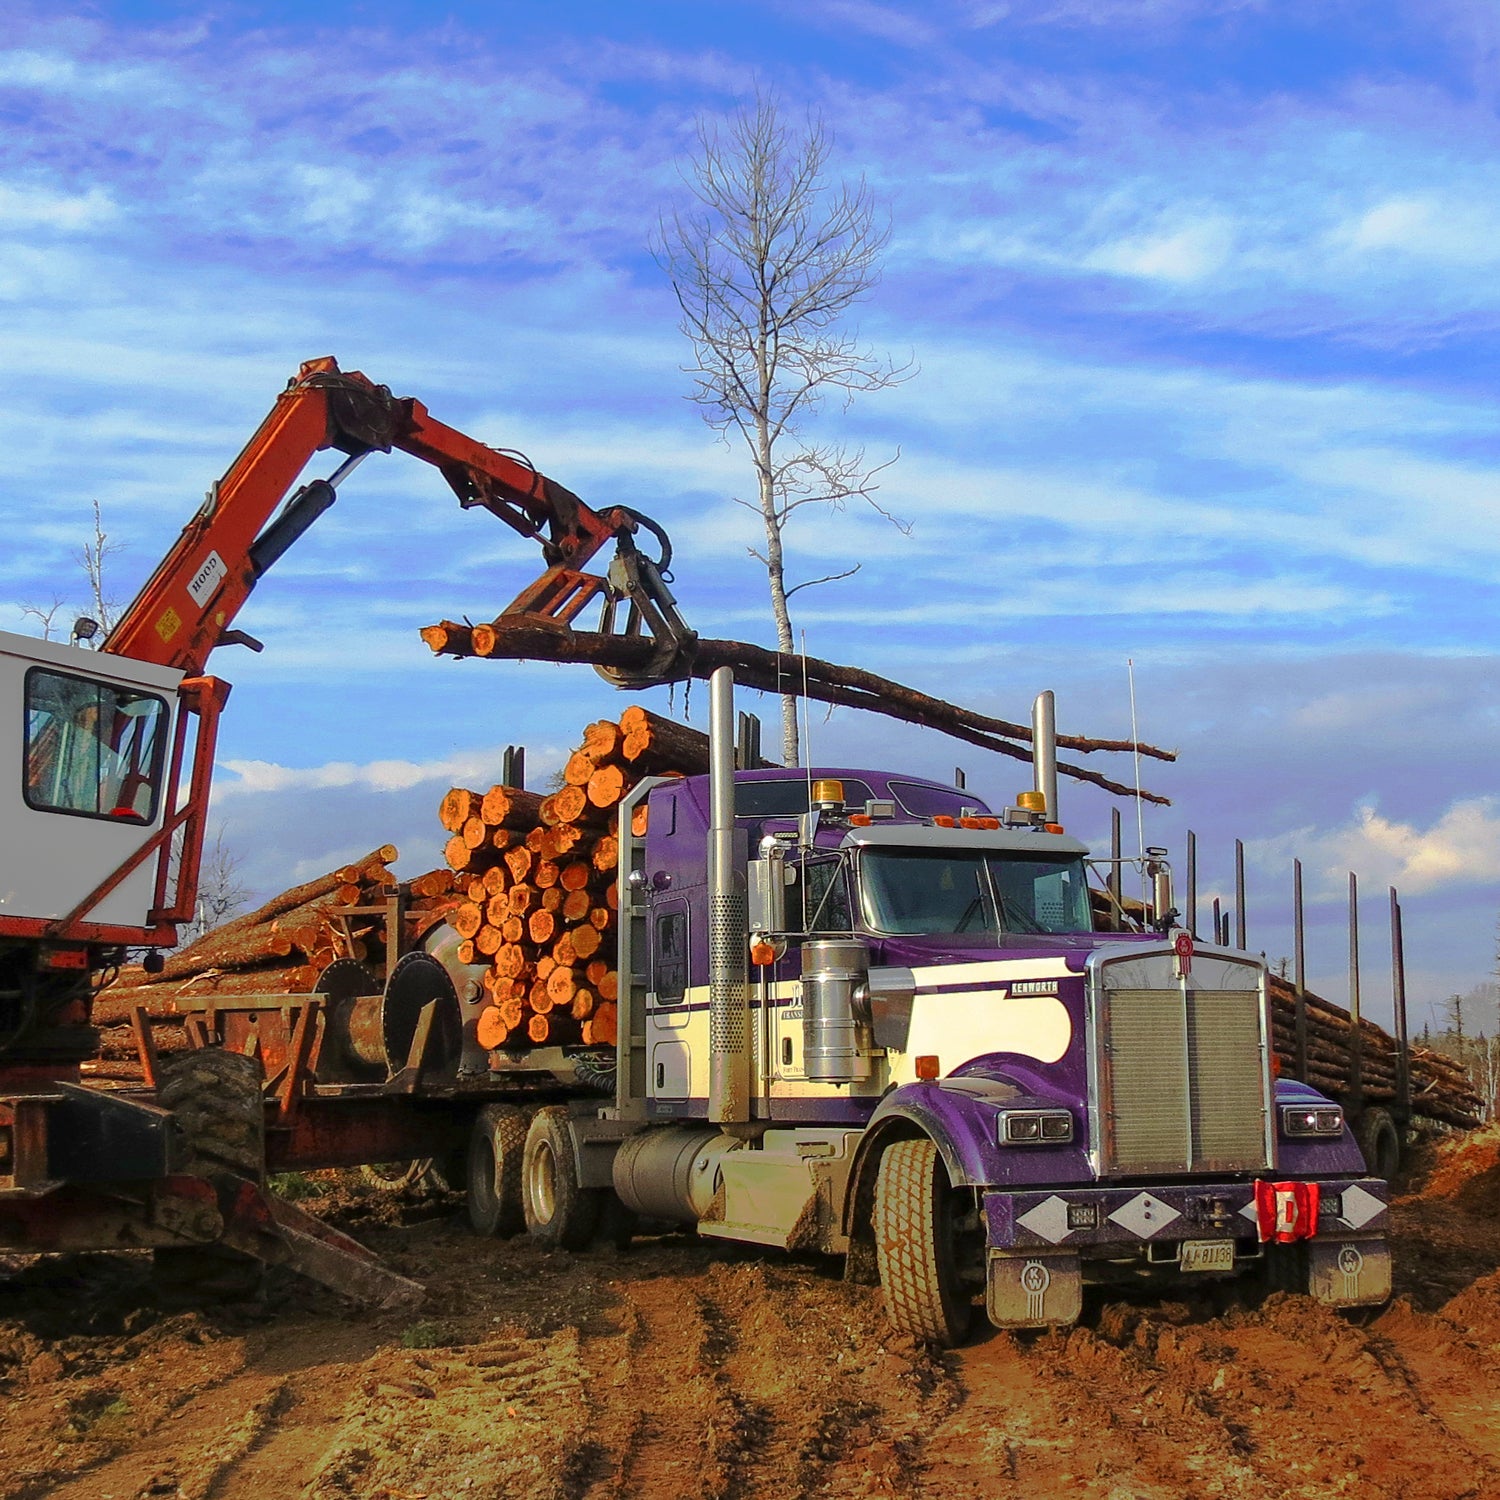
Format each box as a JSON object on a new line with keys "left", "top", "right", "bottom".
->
{"left": 0, "top": 357, "right": 691, "bottom": 1300}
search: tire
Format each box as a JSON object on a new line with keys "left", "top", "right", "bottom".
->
{"left": 361, "top": 1159, "right": 454, "bottom": 1194}
{"left": 468, "top": 1104, "right": 528, "bottom": 1237}
{"left": 153, "top": 1048, "right": 266, "bottom": 1302}
{"left": 522, "top": 1106, "right": 601, "bottom": 1250}
{"left": 1355, "top": 1107, "right": 1401, "bottom": 1179}
{"left": 872, "top": 1137, "right": 975, "bottom": 1348}
{"left": 156, "top": 1048, "right": 265, "bottom": 1179}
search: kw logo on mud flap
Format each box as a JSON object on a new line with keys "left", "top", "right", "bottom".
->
{"left": 1021, "top": 1261, "right": 1051, "bottom": 1321}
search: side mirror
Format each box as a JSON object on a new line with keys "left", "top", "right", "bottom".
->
{"left": 748, "top": 846, "right": 789, "bottom": 933}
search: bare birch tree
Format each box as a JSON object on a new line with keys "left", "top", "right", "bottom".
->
{"left": 76, "top": 498, "right": 124, "bottom": 633}
{"left": 656, "top": 93, "right": 911, "bottom": 765}
{"left": 18, "top": 499, "right": 123, "bottom": 642}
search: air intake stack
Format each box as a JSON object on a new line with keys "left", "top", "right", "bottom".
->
{"left": 707, "top": 667, "right": 750, "bottom": 1124}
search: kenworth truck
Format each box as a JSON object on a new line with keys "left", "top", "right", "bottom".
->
{"left": 497, "top": 671, "right": 1392, "bottom": 1347}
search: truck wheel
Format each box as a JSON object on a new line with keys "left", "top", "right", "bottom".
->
{"left": 522, "top": 1106, "right": 601, "bottom": 1250}
{"left": 468, "top": 1104, "right": 528, "bottom": 1237}
{"left": 872, "top": 1137, "right": 974, "bottom": 1348}
{"left": 1355, "top": 1108, "right": 1401, "bottom": 1179}
{"left": 153, "top": 1048, "right": 266, "bottom": 1302}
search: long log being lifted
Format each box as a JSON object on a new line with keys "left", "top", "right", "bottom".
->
{"left": 420, "top": 619, "right": 1173, "bottom": 804}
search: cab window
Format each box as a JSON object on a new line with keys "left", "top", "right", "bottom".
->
{"left": 24, "top": 669, "right": 168, "bottom": 824}
{"left": 799, "top": 858, "right": 853, "bottom": 933}
{"left": 652, "top": 907, "right": 689, "bottom": 1004}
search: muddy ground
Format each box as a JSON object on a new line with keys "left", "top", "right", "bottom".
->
{"left": 5, "top": 1131, "right": 1500, "bottom": 1500}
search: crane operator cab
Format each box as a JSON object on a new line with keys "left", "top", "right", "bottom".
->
{"left": 1, "top": 626, "right": 183, "bottom": 934}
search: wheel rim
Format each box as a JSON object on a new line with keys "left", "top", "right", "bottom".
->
{"left": 532, "top": 1140, "right": 558, "bottom": 1225}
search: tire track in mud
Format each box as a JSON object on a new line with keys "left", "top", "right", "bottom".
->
{"left": 571, "top": 1272, "right": 751, "bottom": 1500}
{"left": 926, "top": 1288, "right": 1500, "bottom": 1500}
{"left": 573, "top": 1259, "right": 962, "bottom": 1500}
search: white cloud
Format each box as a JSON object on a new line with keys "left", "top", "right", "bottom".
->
{"left": 1084, "top": 217, "right": 1236, "bottom": 283}
{"left": 0, "top": 182, "right": 115, "bottom": 231}
{"left": 215, "top": 743, "right": 569, "bottom": 799}
{"left": 1249, "top": 797, "right": 1500, "bottom": 897}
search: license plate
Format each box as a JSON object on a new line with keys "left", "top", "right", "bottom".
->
{"left": 1180, "top": 1240, "right": 1235, "bottom": 1272}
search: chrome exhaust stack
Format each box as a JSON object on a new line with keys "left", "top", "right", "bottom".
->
{"left": 707, "top": 667, "right": 750, "bottom": 1124}
{"left": 1033, "top": 690, "right": 1059, "bottom": 825}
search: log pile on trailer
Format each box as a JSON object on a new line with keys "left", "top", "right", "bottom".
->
{"left": 1268, "top": 975, "right": 1482, "bottom": 1129}
{"left": 443, "top": 706, "right": 726, "bottom": 1053}
{"left": 89, "top": 846, "right": 455, "bottom": 1080}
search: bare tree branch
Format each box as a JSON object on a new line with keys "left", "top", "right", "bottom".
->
{"left": 785, "top": 564, "right": 861, "bottom": 598}
{"left": 19, "top": 596, "right": 69, "bottom": 641}
{"left": 655, "top": 90, "right": 914, "bottom": 765}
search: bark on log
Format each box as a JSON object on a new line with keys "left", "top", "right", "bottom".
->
{"left": 424, "top": 620, "right": 1174, "bottom": 802}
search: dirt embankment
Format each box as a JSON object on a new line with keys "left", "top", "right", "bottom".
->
{"left": 5, "top": 1133, "right": 1500, "bottom": 1500}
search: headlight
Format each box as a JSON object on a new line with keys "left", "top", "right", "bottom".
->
{"left": 998, "top": 1108, "right": 1073, "bottom": 1145}
{"left": 1279, "top": 1103, "right": 1344, "bottom": 1138}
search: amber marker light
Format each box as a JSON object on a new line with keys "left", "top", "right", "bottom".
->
{"left": 932, "top": 815, "right": 956, "bottom": 827}
{"left": 750, "top": 941, "right": 777, "bottom": 967}
{"left": 1044, "top": 822, "right": 1065, "bottom": 834}
{"left": 914, "top": 1055, "right": 941, "bottom": 1080}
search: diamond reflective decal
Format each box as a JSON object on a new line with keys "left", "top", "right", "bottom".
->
{"left": 1018, "top": 1195, "right": 1072, "bottom": 1244}
{"left": 1339, "top": 1184, "right": 1385, "bottom": 1231}
{"left": 1109, "top": 1192, "right": 1182, "bottom": 1240}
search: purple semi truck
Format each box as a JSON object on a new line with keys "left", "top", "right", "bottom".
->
{"left": 496, "top": 670, "right": 1391, "bottom": 1347}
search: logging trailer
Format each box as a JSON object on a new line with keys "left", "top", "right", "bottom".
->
{"left": 0, "top": 359, "right": 1392, "bottom": 1338}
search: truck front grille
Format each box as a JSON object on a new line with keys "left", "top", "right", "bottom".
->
{"left": 1092, "top": 954, "right": 1271, "bottom": 1178}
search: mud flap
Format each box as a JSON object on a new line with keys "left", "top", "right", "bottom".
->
{"left": 987, "top": 1250, "right": 1083, "bottom": 1330}
{"left": 1307, "top": 1237, "right": 1392, "bottom": 1307}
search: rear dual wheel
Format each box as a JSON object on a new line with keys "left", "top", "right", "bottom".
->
{"left": 467, "top": 1104, "right": 528, "bottom": 1237}
{"left": 522, "top": 1106, "right": 602, "bottom": 1250}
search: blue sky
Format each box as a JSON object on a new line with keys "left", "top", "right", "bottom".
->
{"left": 3, "top": 0, "right": 1498, "bottom": 1030}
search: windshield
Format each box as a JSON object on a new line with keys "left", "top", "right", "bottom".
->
{"left": 859, "top": 848, "right": 1094, "bottom": 936}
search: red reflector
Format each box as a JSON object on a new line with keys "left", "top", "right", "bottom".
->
{"left": 1254, "top": 1179, "right": 1321, "bottom": 1243}
{"left": 42, "top": 947, "right": 89, "bottom": 971}
{"left": 914, "top": 1054, "right": 941, "bottom": 1080}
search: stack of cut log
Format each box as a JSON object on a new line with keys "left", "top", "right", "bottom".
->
{"left": 89, "top": 847, "right": 457, "bottom": 1078}
{"left": 445, "top": 706, "right": 715, "bottom": 1054}
{"left": 1269, "top": 975, "right": 1483, "bottom": 1129}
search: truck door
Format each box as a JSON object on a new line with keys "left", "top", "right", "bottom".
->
{"left": 646, "top": 897, "right": 694, "bottom": 1104}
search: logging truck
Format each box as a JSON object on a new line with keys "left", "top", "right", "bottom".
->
{"left": 445, "top": 672, "right": 1389, "bottom": 1346}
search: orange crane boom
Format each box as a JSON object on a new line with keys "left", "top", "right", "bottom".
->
{"left": 106, "top": 356, "right": 693, "bottom": 686}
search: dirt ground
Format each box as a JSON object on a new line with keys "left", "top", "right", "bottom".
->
{"left": 6, "top": 1131, "right": 1500, "bottom": 1500}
